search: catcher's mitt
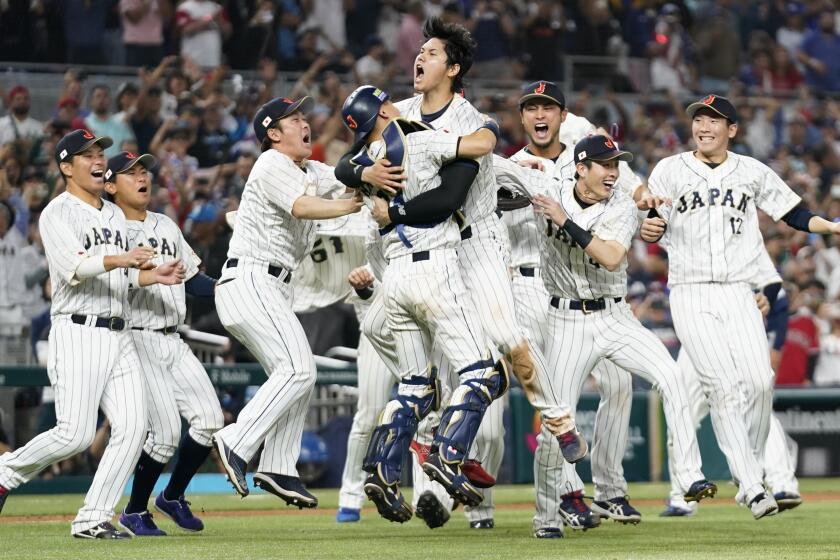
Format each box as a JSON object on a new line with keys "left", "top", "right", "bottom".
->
{"left": 497, "top": 187, "right": 531, "bottom": 211}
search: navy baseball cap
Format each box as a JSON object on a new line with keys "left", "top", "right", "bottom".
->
{"left": 342, "top": 85, "right": 390, "bottom": 143}
{"left": 574, "top": 134, "right": 633, "bottom": 164}
{"left": 104, "top": 151, "right": 157, "bottom": 183}
{"left": 253, "top": 96, "right": 314, "bottom": 143}
{"left": 55, "top": 129, "right": 113, "bottom": 165}
{"left": 685, "top": 94, "right": 738, "bottom": 123}
{"left": 518, "top": 81, "right": 565, "bottom": 110}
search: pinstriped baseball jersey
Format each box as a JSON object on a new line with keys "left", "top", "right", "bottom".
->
{"left": 291, "top": 227, "right": 367, "bottom": 312}
{"left": 227, "top": 150, "right": 346, "bottom": 270}
{"left": 365, "top": 219, "right": 387, "bottom": 281}
{"left": 365, "top": 127, "right": 462, "bottom": 260}
{"left": 542, "top": 180, "right": 638, "bottom": 300}
{"left": 39, "top": 192, "right": 130, "bottom": 318}
{"left": 648, "top": 151, "right": 800, "bottom": 286}
{"left": 394, "top": 95, "right": 496, "bottom": 224}
{"left": 124, "top": 212, "right": 201, "bottom": 329}
{"left": 558, "top": 111, "right": 596, "bottom": 146}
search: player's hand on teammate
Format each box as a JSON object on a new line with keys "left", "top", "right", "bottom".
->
{"left": 531, "top": 194, "right": 568, "bottom": 227}
{"left": 339, "top": 190, "right": 365, "bottom": 215}
{"left": 348, "top": 266, "right": 375, "bottom": 290}
{"left": 120, "top": 246, "right": 156, "bottom": 269}
{"left": 640, "top": 217, "right": 667, "bottom": 243}
{"left": 516, "top": 159, "right": 545, "bottom": 172}
{"left": 754, "top": 292, "right": 770, "bottom": 317}
{"left": 361, "top": 159, "right": 406, "bottom": 196}
{"left": 370, "top": 195, "right": 391, "bottom": 227}
{"left": 154, "top": 258, "right": 186, "bottom": 285}
{"left": 636, "top": 193, "right": 670, "bottom": 211}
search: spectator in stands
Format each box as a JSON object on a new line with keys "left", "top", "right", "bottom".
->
{"left": 695, "top": 7, "right": 741, "bottom": 94}
{"left": 176, "top": 0, "right": 232, "bottom": 70}
{"left": 523, "top": 0, "right": 565, "bottom": 80}
{"left": 814, "top": 302, "right": 840, "bottom": 386}
{"left": 62, "top": 0, "right": 110, "bottom": 65}
{"left": 120, "top": 0, "right": 172, "bottom": 67}
{"left": 777, "top": 280, "right": 823, "bottom": 386}
{"left": 113, "top": 82, "right": 139, "bottom": 124}
{"left": 467, "top": 0, "right": 517, "bottom": 78}
{"left": 769, "top": 45, "right": 804, "bottom": 93}
{"left": 648, "top": 3, "right": 692, "bottom": 94}
{"left": 160, "top": 70, "right": 191, "bottom": 120}
{"left": 131, "top": 85, "right": 164, "bottom": 153}
{"left": 55, "top": 97, "right": 87, "bottom": 131}
{"left": 798, "top": 7, "right": 840, "bottom": 92}
{"left": 0, "top": 86, "right": 43, "bottom": 148}
{"left": 354, "top": 36, "right": 391, "bottom": 85}
{"left": 0, "top": 200, "right": 26, "bottom": 337}
{"left": 189, "top": 100, "right": 231, "bottom": 168}
{"left": 275, "top": 1, "right": 303, "bottom": 65}
{"left": 777, "top": 2, "right": 808, "bottom": 62}
{"left": 84, "top": 84, "right": 136, "bottom": 157}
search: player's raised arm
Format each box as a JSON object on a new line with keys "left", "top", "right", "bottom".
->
{"left": 455, "top": 119, "right": 499, "bottom": 159}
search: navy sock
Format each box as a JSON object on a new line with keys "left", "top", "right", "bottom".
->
{"left": 125, "top": 452, "right": 166, "bottom": 514}
{"left": 163, "top": 434, "right": 212, "bottom": 500}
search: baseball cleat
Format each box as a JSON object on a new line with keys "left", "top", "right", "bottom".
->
{"left": 469, "top": 518, "right": 494, "bottom": 529}
{"left": 659, "top": 499, "right": 697, "bottom": 517}
{"left": 684, "top": 479, "right": 717, "bottom": 502}
{"left": 253, "top": 472, "right": 318, "bottom": 508}
{"left": 558, "top": 490, "right": 601, "bottom": 531}
{"left": 556, "top": 428, "right": 588, "bottom": 464}
{"left": 336, "top": 507, "right": 361, "bottom": 523}
{"left": 214, "top": 436, "right": 249, "bottom": 497}
{"left": 0, "top": 485, "right": 8, "bottom": 514}
{"left": 154, "top": 493, "right": 204, "bottom": 532}
{"left": 749, "top": 492, "right": 779, "bottom": 519}
{"left": 533, "top": 526, "right": 564, "bottom": 539}
{"left": 73, "top": 521, "right": 131, "bottom": 539}
{"left": 415, "top": 491, "right": 450, "bottom": 529}
{"left": 462, "top": 460, "right": 496, "bottom": 488}
{"left": 591, "top": 497, "right": 641, "bottom": 524}
{"left": 118, "top": 510, "right": 166, "bottom": 537}
{"left": 422, "top": 452, "right": 483, "bottom": 508}
{"left": 774, "top": 492, "right": 802, "bottom": 512}
{"left": 363, "top": 466, "right": 412, "bottom": 523}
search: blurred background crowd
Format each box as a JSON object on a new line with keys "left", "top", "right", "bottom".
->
{"left": 1, "top": 0, "right": 840, "bottom": 470}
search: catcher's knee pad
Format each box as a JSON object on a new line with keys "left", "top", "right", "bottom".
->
{"left": 434, "top": 359, "right": 509, "bottom": 463}
{"left": 362, "top": 367, "right": 441, "bottom": 483}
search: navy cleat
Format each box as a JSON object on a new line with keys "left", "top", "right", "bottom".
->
{"left": 591, "top": 497, "right": 642, "bottom": 524}
{"left": 336, "top": 507, "right": 361, "bottom": 523}
{"left": 363, "top": 466, "right": 412, "bottom": 523}
{"left": 253, "top": 472, "right": 318, "bottom": 508}
{"left": 533, "top": 526, "right": 564, "bottom": 539}
{"left": 415, "top": 491, "right": 450, "bottom": 529}
{"left": 118, "top": 510, "right": 166, "bottom": 537}
{"left": 556, "top": 428, "right": 588, "bottom": 464}
{"left": 774, "top": 492, "right": 802, "bottom": 512}
{"left": 558, "top": 491, "right": 600, "bottom": 531}
{"left": 684, "top": 479, "right": 717, "bottom": 502}
{"left": 214, "top": 436, "right": 248, "bottom": 497}
{"left": 469, "top": 518, "right": 494, "bottom": 529}
{"left": 73, "top": 521, "right": 131, "bottom": 540}
{"left": 422, "top": 452, "right": 483, "bottom": 508}
{"left": 154, "top": 493, "right": 204, "bottom": 532}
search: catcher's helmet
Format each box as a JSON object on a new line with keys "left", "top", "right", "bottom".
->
{"left": 341, "top": 85, "right": 390, "bottom": 143}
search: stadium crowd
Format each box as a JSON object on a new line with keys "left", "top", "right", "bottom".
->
{"left": 1, "top": 0, "right": 840, "bottom": 470}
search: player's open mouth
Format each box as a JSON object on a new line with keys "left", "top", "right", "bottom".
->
{"left": 91, "top": 170, "right": 104, "bottom": 180}
{"left": 415, "top": 65, "right": 424, "bottom": 82}
{"left": 534, "top": 123, "right": 550, "bottom": 140}
{"left": 138, "top": 186, "right": 148, "bottom": 193}
{"left": 303, "top": 133, "right": 311, "bottom": 144}
{"left": 603, "top": 180, "right": 615, "bottom": 190}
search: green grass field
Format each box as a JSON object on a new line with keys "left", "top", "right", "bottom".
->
{"left": 1, "top": 480, "right": 838, "bottom": 560}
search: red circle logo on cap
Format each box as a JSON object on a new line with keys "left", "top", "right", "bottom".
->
{"left": 534, "top": 82, "right": 546, "bottom": 94}
{"left": 282, "top": 97, "right": 293, "bottom": 104}
{"left": 126, "top": 152, "right": 136, "bottom": 159}
{"left": 604, "top": 138, "right": 615, "bottom": 149}
{"left": 82, "top": 130, "right": 94, "bottom": 139}
{"left": 702, "top": 94, "right": 716, "bottom": 105}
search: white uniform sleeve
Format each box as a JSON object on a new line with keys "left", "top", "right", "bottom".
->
{"left": 260, "top": 153, "right": 309, "bottom": 214}
{"left": 425, "top": 129, "right": 460, "bottom": 166}
{"left": 558, "top": 112, "right": 597, "bottom": 146}
{"left": 492, "top": 154, "right": 554, "bottom": 197}
{"left": 754, "top": 163, "right": 801, "bottom": 221}
{"left": 309, "top": 160, "right": 347, "bottom": 199}
{"left": 179, "top": 229, "right": 202, "bottom": 280}
{"left": 39, "top": 207, "right": 91, "bottom": 286}
{"left": 594, "top": 196, "right": 638, "bottom": 250}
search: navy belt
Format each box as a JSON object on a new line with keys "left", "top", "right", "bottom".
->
{"left": 132, "top": 325, "right": 178, "bottom": 334}
{"left": 519, "top": 267, "right": 536, "bottom": 277}
{"left": 226, "top": 258, "right": 291, "bottom": 284}
{"left": 412, "top": 251, "right": 430, "bottom": 262}
{"left": 550, "top": 296, "right": 622, "bottom": 313}
{"left": 71, "top": 314, "right": 125, "bottom": 331}
{"left": 460, "top": 226, "right": 473, "bottom": 241}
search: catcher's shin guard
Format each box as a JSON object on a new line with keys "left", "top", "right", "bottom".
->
{"left": 433, "top": 358, "right": 510, "bottom": 464}
{"left": 362, "top": 368, "right": 441, "bottom": 484}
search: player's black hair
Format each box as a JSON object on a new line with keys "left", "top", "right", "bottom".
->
{"left": 260, "top": 120, "right": 287, "bottom": 153}
{"left": 422, "top": 17, "right": 476, "bottom": 94}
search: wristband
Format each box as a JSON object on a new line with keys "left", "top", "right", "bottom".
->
{"left": 563, "top": 220, "right": 593, "bottom": 249}
{"left": 479, "top": 120, "right": 500, "bottom": 140}
{"left": 355, "top": 286, "right": 374, "bottom": 300}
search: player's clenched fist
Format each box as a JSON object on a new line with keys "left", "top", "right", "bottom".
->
{"left": 120, "top": 246, "right": 156, "bottom": 268}
{"left": 640, "top": 217, "right": 667, "bottom": 242}
{"left": 348, "top": 266, "right": 374, "bottom": 290}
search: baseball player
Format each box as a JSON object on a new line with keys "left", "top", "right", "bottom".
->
{"left": 0, "top": 130, "right": 184, "bottom": 538}
{"left": 212, "top": 96, "right": 362, "bottom": 508}
{"left": 645, "top": 94, "right": 840, "bottom": 519}
{"left": 497, "top": 135, "right": 718, "bottom": 538}
{"left": 102, "top": 151, "right": 225, "bottom": 536}
{"left": 661, "top": 247, "right": 802, "bottom": 516}
{"left": 335, "top": 18, "right": 586, "bottom": 525}
{"left": 502, "top": 81, "right": 653, "bottom": 533}
{"left": 340, "top": 84, "right": 513, "bottom": 524}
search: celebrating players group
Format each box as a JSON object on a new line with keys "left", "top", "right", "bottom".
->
{"left": 1, "top": 17, "right": 837, "bottom": 540}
